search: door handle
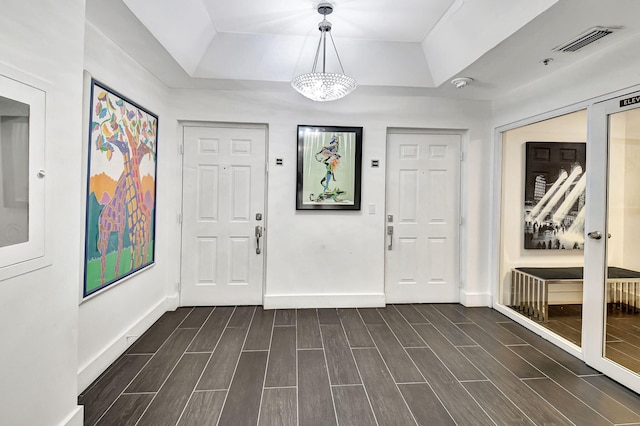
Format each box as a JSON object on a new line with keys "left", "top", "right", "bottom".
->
{"left": 587, "top": 231, "right": 602, "bottom": 240}
{"left": 387, "top": 226, "right": 393, "bottom": 250}
{"left": 255, "top": 225, "right": 263, "bottom": 254}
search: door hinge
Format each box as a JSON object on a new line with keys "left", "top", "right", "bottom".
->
{"left": 177, "top": 213, "right": 182, "bottom": 224}
{"left": 459, "top": 216, "right": 464, "bottom": 225}
{"left": 180, "top": 144, "right": 184, "bottom": 155}
{"left": 460, "top": 151, "right": 464, "bottom": 161}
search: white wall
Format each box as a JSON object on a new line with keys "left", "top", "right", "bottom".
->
{"left": 171, "top": 88, "right": 494, "bottom": 308}
{"left": 0, "top": 1, "right": 85, "bottom": 425}
{"left": 77, "top": 23, "right": 176, "bottom": 391}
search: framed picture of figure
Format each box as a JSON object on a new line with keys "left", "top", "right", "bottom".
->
{"left": 296, "top": 125, "right": 362, "bottom": 210}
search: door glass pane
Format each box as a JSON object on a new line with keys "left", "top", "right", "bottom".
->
{"left": 500, "top": 110, "right": 587, "bottom": 347}
{"left": 0, "top": 96, "right": 29, "bottom": 248}
{"left": 605, "top": 107, "right": 640, "bottom": 372}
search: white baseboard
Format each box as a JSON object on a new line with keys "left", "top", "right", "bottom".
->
{"left": 167, "top": 293, "right": 180, "bottom": 310}
{"left": 459, "top": 290, "right": 492, "bottom": 307}
{"left": 264, "top": 293, "right": 385, "bottom": 309}
{"left": 77, "top": 297, "right": 169, "bottom": 392}
{"left": 61, "top": 406, "right": 84, "bottom": 426}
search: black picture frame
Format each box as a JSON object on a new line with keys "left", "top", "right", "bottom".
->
{"left": 296, "top": 125, "right": 362, "bottom": 210}
{"left": 524, "top": 141, "right": 586, "bottom": 250}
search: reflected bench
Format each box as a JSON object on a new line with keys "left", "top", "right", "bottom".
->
{"left": 511, "top": 267, "right": 640, "bottom": 322}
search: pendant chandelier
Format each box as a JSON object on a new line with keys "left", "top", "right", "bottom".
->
{"left": 291, "top": 3, "right": 357, "bottom": 102}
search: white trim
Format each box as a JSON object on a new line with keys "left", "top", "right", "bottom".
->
{"left": 60, "top": 406, "right": 84, "bottom": 426}
{"left": 493, "top": 303, "right": 582, "bottom": 359}
{"left": 459, "top": 289, "right": 492, "bottom": 307}
{"left": 263, "top": 293, "right": 385, "bottom": 309}
{"left": 77, "top": 297, "right": 169, "bottom": 391}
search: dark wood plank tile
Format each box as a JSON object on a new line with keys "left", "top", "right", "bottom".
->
{"left": 244, "top": 308, "right": 274, "bottom": 351}
{"left": 394, "top": 304, "right": 429, "bottom": 324}
{"left": 377, "top": 306, "right": 425, "bottom": 347}
{"left": 177, "top": 390, "right": 226, "bottom": 426}
{"left": 510, "top": 344, "right": 640, "bottom": 424}
{"left": 584, "top": 375, "right": 640, "bottom": 415}
{"left": 196, "top": 327, "right": 247, "bottom": 390}
{"left": 398, "top": 383, "right": 455, "bottom": 426}
{"left": 137, "top": 353, "right": 210, "bottom": 426}
{"left": 274, "top": 309, "right": 296, "bottom": 326}
{"left": 265, "top": 326, "right": 296, "bottom": 387}
{"left": 432, "top": 304, "right": 472, "bottom": 323}
{"left": 460, "top": 306, "right": 512, "bottom": 323}
{"left": 545, "top": 320, "right": 582, "bottom": 346}
{"left": 127, "top": 308, "right": 191, "bottom": 354}
{"left": 337, "top": 308, "right": 375, "bottom": 348}
{"left": 367, "top": 323, "right": 424, "bottom": 383}
{"left": 455, "top": 307, "right": 525, "bottom": 345}
{"left": 320, "top": 324, "right": 361, "bottom": 385}
{"left": 318, "top": 308, "right": 340, "bottom": 324}
{"left": 332, "top": 385, "right": 377, "bottom": 426}
{"left": 358, "top": 307, "right": 385, "bottom": 324}
{"left": 259, "top": 388, "right": 297, "bottom": 426}
{"left": 462, "top": 381, "right": 534, "bottom": 426}
{"left": 523, "top": 378, "right": 611, "bottom": 426}
{"left": 218, "top": 351, "right": 269, "bottom": 426}
{"left": 499, "top": 322, "right": 598, "bottom": 375}
{"left": 412, "top": 323, "right": 484, "bottom": 381}
{"left": 187, "top": 306, "right": 234, "bottom": 352}
{"left": 459, "top": 346, "right": 572, "bottom": 425}
{"left": 406, "top": 348, "right": 495, "bottom": 426}
{"left": 179, "top": 307, "right": 213, "bottom": 329}
{"left": 95, "top": 394, "right": 154, "bottom": 426}
{"left": 297, "top": 309, "right": 322, "bottom": 349}
{"left": 127, "top": 328, "right": 198, "bottom": 393}
{"left": 79, "top": 354, "right": 152, "bottom": 425}
{"left": 412, "top": 304, "right": 476, "bottom": 346}
{"left": 298, "top": 349, "right": 337, "bottom": 426}
{"left": 227, "top": 306, "right": 256, "bottom": 328}
{"left": 456, "top": 323, "right": 543, "bottom": 378}
{"left": 351, "top": 348, "right": 417, "bottom": 426}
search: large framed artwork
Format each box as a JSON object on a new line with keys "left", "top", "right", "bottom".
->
{"left": 83, "top": 79, "right": 158, "bottom": 297}
{"left": 296, "top": 125, "right": 362, "bottom": 210}
{"left": 524, "top": 141, "right": 586, "bottom": 250}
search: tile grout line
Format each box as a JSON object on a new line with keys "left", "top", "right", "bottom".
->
{"left": 175, "top": 306, "right": 239, "bottom": 426}
{"left": 133, "top": 308, "right": 217, "bottom": 426}
{"left": 317, "top": 310, "right": 342, "bottom": 426}
{"left": 255, "top": 308, "right": 277, "bottom": 425}
{"left": 214, "top": 306, "right": 257, "bottom": 426}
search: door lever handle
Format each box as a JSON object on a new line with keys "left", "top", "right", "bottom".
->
{"left": 587, "top": 231, "right": 602, "bottom": 240}
{"left": 255, "top": 225, "right": 263, "bottom": 254}
{"left": 387, "top": 226, "right": 393, "bottom": 250}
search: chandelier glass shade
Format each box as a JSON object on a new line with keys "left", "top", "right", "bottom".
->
{"left": 291, "top": 4, "right": 357, "bottom": 102}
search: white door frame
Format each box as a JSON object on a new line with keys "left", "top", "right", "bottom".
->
{"left": 178, "top": 121, "right": 269, "bottom": 306}
{"left": 384, "top": 127, "right": 464, "bottom": 304}
{"left": 583, "top": 91, "right": 640, "bottom": 393}
{"left": 491, "top": 85, "right": 640, "bottom": 377}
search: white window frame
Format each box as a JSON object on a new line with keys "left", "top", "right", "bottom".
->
{"left": 0, "top": 70, "right": 49, "bottom": 281}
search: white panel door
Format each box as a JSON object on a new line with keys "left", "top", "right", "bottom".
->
{"left": 181, "top": 125, "right": 266, "bottom": 305}
{"left": 385, "top": 132, "right": 461, "bottom": 303}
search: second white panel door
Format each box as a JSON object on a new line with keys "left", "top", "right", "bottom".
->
{"left": 385, "top": 132, "right": 461, "bottom": 303}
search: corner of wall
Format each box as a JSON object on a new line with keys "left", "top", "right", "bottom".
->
{"left": 459, "top": 289, "right": 492, "bottom": 307}
{"left": 61, "top": 406, "right": 84, "bottom": 426}
{"left": 77, "top": 297, "right": 169, "bottom": 392}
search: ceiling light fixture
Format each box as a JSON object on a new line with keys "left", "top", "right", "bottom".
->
{"left": 291, "top": 3, "right": 357, "bottom": 102}
{"left": 450, "top": 77, "right": 473, "bottom": 89}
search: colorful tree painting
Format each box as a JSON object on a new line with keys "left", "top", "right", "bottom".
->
{"left": 83, "top": 79, "right": 158, "bottom": 297}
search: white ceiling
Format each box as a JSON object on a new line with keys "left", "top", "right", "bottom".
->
{"left": 86, "top": 0, "right": 640, "bottom": 100}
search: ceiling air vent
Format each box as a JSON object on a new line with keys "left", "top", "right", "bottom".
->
{"left": 552, "top": 26, "right": 622, "bottom": 52}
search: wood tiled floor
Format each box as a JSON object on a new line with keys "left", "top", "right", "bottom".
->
{"left": 79, "top": 305, "right": 640, "bottom": 425}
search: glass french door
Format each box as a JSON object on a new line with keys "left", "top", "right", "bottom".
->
{"left": 584, "top": 91, "right": 640, "bottom": 393}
